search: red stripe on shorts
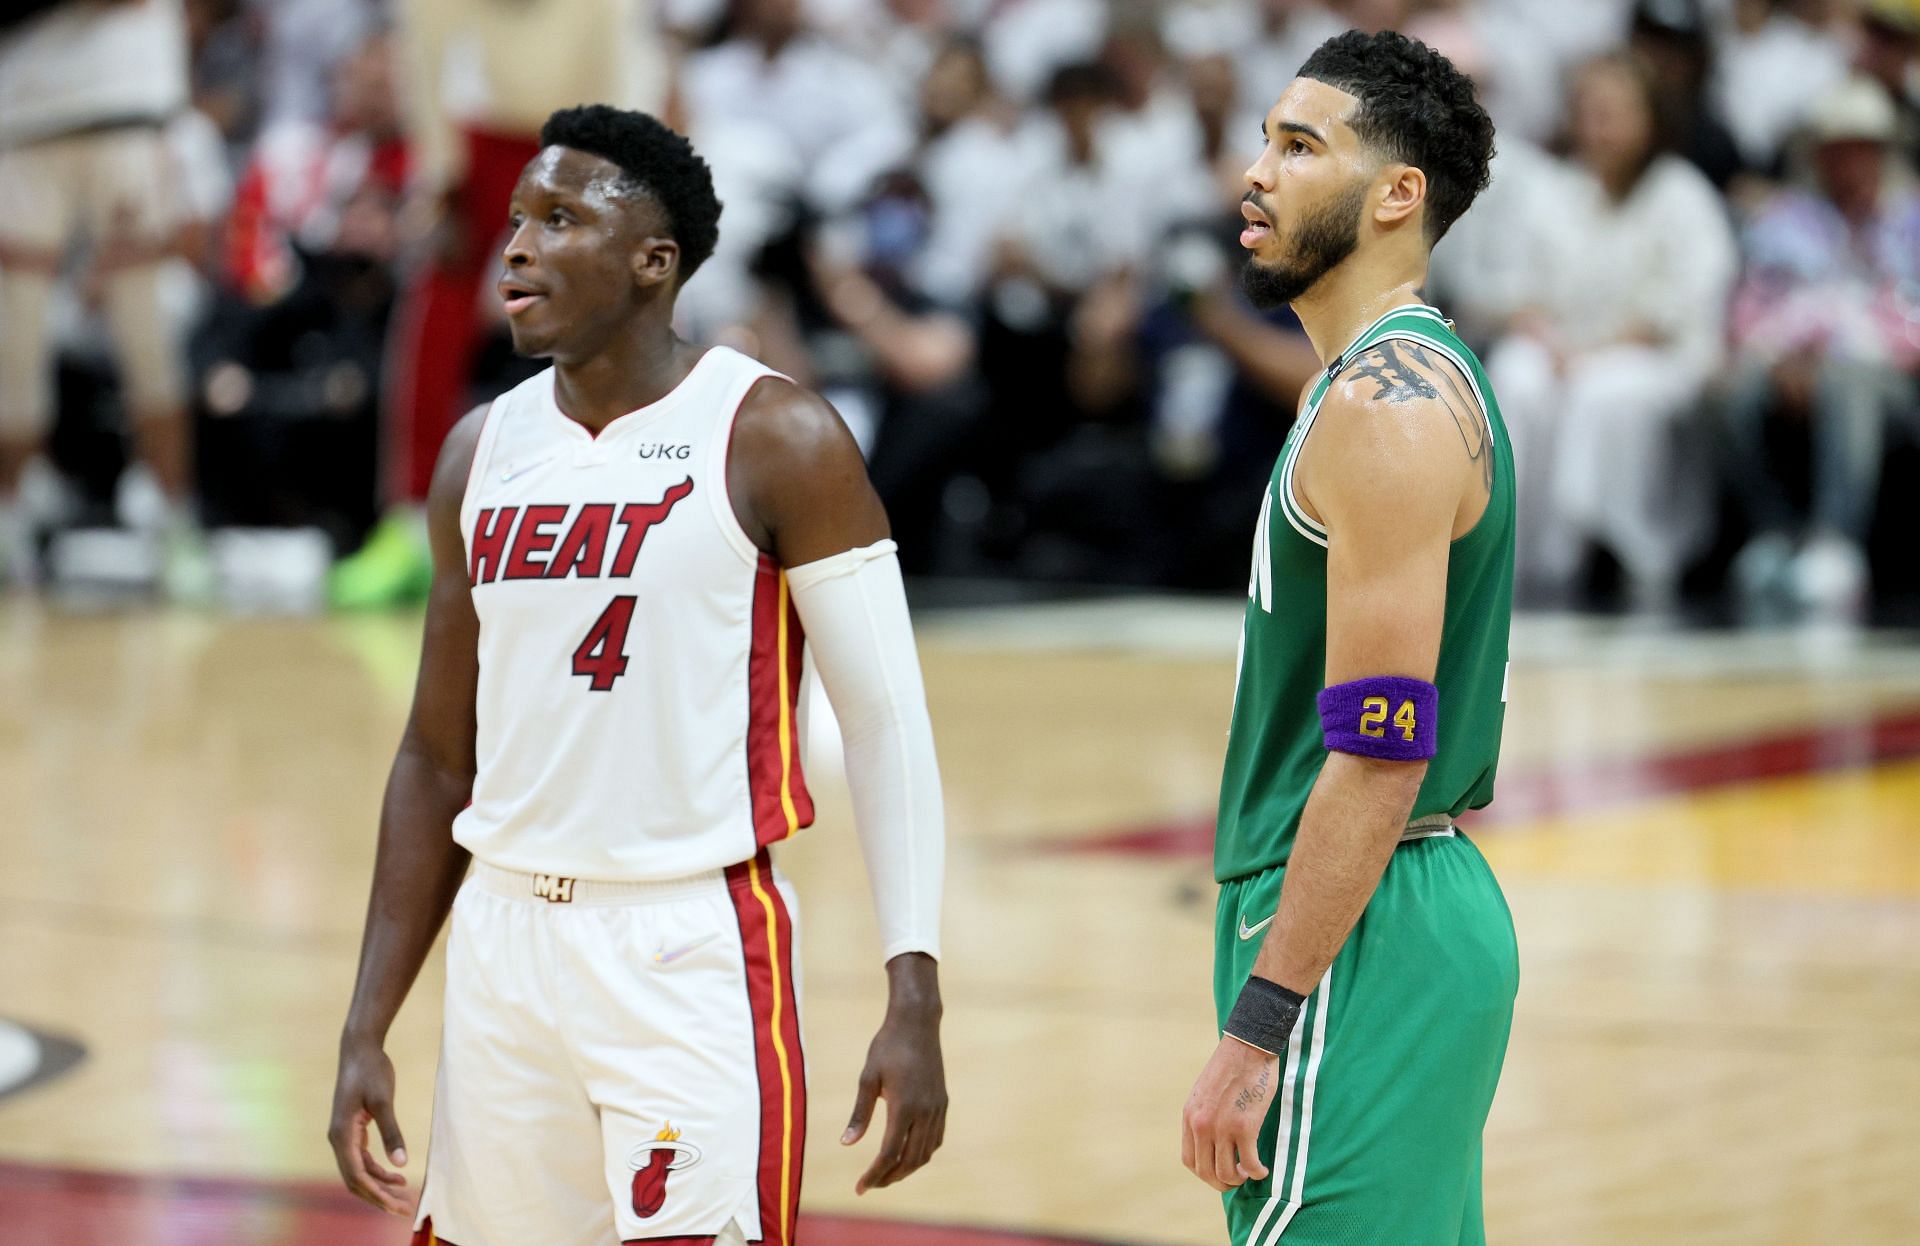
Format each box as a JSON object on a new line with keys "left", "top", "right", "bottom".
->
{"left": 725, "top": 852, "right": 806, "bottom": 1246}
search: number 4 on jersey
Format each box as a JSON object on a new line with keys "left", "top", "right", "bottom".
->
{"left": 573, "top": 596, "right": 637, "bottom": 691}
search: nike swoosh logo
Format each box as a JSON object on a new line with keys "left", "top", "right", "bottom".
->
{"left": 499, "top": 457, "right": 554, "bottom": 483}
{"left": 1238, "top": 914, "right": 1274, "bottom": 941}
{"left": 653, "top": 933, "right": 718, "bottom": 965}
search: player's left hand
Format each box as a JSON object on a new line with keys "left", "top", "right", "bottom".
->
{"left": 1182, "top": 1036, "right": 1278, "bottom": 1192}
{"left": 843, "top": 953, "right": 947, "bottom": 1194}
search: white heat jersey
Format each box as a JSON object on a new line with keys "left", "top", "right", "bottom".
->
{"left": 455, "top": 346, "right": 815, "bottom": 881}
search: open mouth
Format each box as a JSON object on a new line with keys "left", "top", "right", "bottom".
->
{"left": 1239, "top": 201, "right": 1274, "bottom": 249}
{"left": 499, "top": 281, "right": 548, "bottom": 315}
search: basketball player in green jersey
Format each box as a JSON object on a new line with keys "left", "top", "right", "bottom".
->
{"left": 1179, "top": 30, "right": 1517, "bottom": 1246}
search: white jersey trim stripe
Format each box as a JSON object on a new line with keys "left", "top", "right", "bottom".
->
{"left": 1277, "top": 399, "right": 1329, "bottom": 549}
{"left": 1245, "top": 962, "right": 1318, "bottom": 1243}
{"left": 1266, "top": 964, "right": 1334, "bottom": 1243}
{"left": 708, "top": 367, "right": 786, "bottom": 569}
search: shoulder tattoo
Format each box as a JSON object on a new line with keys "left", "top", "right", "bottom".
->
{"left": 1346, "top": 340, "right": 1492, "bottom": 493}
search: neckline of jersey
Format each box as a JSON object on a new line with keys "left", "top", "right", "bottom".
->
{"left": 1319, "top": 302, "right": 1447, "bottom": 384}
{"left": 540, "top": 345, "right": 724, "bottom": 443}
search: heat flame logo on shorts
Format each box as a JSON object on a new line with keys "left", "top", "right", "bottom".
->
{"left": 629, "top": 1122, "right": 703, "bottom": 1219}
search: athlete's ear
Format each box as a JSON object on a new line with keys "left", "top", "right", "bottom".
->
{"left": 1374, "top": 164, "right": 1426, "bottom": 229}
{"left": 633, "top": 236, "right": 680, "bottom": 290}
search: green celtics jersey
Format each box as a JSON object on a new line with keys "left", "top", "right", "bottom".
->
{"left": 1214, "top": 304, "right": 1514, "bottom": 883}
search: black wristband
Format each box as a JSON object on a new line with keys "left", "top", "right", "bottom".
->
{"left": 1223, "top": 976, "right": 1306, "bottom": 1056}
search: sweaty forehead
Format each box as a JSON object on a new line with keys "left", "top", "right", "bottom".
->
{"left": 517, "top": 146, "right": 648, "bottom": 214}
{"left": 1267, "top": 78, "right": 1361, "bottom": 146}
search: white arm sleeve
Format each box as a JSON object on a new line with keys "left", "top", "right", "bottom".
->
{"left": 786, "top": 540, "right": 945, "bottom": 962}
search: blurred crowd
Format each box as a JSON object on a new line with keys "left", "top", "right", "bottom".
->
{"left": 2, "top": 0, "right": 1919, "bottom": 619}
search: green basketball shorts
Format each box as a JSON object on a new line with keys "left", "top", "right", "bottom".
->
{"left": 1212, "top": 831, "right": 1519, "bottom": 1246}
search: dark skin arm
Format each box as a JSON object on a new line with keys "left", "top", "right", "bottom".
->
{"left": 326, "top": 404, "right": 488, "bottom": 1215}
{"left": 729, "top": 376, "right": 949, "bottom": 1196}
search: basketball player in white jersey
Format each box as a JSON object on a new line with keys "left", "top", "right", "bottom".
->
{"left": 327, "top": 105, "right": 947, "bottom": 1246}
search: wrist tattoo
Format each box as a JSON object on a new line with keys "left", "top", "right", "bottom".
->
{"left": 1233, "top": 1061, "right": 1272, "bottom": 1113}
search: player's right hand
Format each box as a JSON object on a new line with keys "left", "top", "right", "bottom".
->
{"left": 327, "top": 1036, "right": 417, "bottom": 1216}
{"left": 1181, "top": 1035, "right": 1276, "bottom": 1192}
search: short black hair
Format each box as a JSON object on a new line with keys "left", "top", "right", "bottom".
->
{"left": 1297, "top": 30, "right": 1495, "bottom": 243}
{"left": 538, "top": 105, "right": 723, "bottom": 280}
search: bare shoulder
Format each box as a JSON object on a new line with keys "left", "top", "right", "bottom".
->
{"left": 727, "top": 376, "right": 888, "bottom": 564}
{"left": 428, "top": 404, "right": 494, "bottom": 503}
{"left": 425, "top": 403, "right": 494, "bottom": 545}
{"left": 1318, "top": 338, "right": 1491, "bottom": 494}
{"left": 730, "top": 375, "right": 862, "bottom": 469}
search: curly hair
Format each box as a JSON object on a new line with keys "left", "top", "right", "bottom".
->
{"left": 538, "top": 105, "right": 723, "bottom": 280}
{"left": 1297, "top": 30, "right": 1495, "bottom": 243}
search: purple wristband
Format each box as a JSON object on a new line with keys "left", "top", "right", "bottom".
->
{"left": 1318, "top": 676, "right": 1438, "bottom": 761}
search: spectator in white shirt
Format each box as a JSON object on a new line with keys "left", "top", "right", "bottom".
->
{"left": 1096, "top": 21, "right": 1215, "bottom": 246}
{"left": 682, "top": 0, "right": 916, "bottom": 214}
{"left": 1486, "top": 50, "right": 1739, "bottom": 607}
{"left": 1428, "top": 138, "right": 1571, "bottom": 350}
{"left": 1231, "top": 0, "right": 1348, "bottom": 127}
{"left": 0, "top": 0, "right": 208, "bottom": 595}
{"left": 1712, "top": 0, "right": 1850, "bottom": 174}
{"left": 808, "top": 0, "right": 964, "bottom": 111}
{"left": 908, "top": 36, "right": 1025, "bottom": 305}
{"left": 978, "top": 0, "right": 1106, "bottom": 105}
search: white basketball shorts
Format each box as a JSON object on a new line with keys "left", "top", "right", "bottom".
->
{"left": 413, "top": 850, "right": 806, "bottom": 1246}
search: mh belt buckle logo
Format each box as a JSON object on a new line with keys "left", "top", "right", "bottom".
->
{"left": 533, "top": 874, "right": 577, "bottom": 903}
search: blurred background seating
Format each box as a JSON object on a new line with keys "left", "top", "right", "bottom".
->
{"left": 2, "top": 0, "right": 1918, "bottom": 621}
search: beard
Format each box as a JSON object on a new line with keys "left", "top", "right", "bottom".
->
{"left": 1240, "top": 178, "right": 1369, "bottom": 309}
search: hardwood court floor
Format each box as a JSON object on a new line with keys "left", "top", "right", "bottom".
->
{"left": 1, "top": 600, "right": 1917, "bottom": 1245}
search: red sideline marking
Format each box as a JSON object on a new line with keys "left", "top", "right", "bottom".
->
{"left": 1060, "top": 708, "right": 1920, "bottom": 858}
{"left": 0, "top": 1162, "right": 1144, "bottom": 1246}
